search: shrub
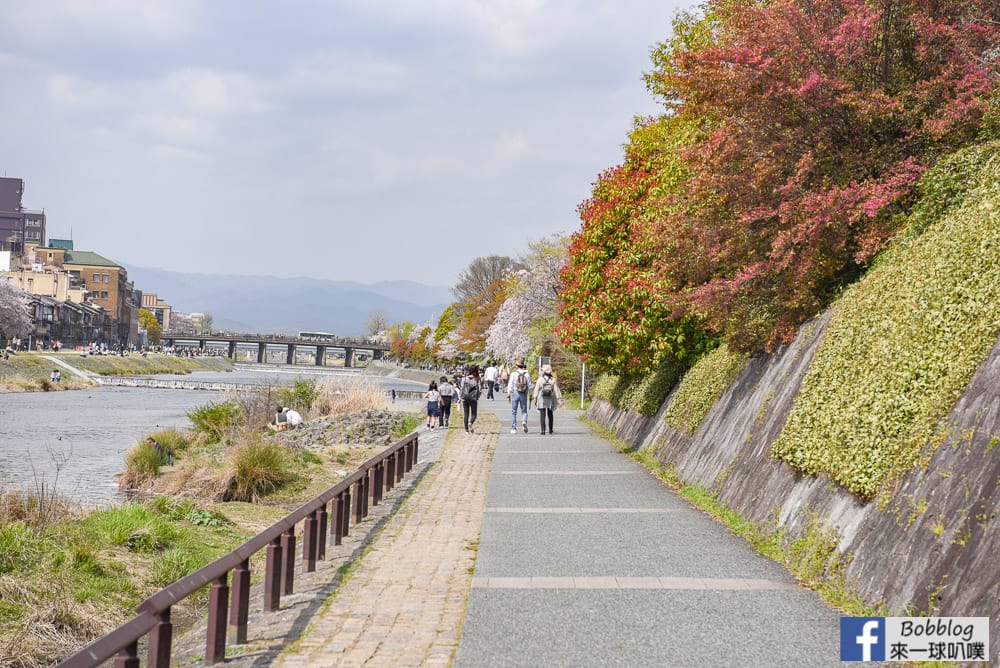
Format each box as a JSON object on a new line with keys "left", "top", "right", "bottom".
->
{"left": 276, "top": 378, "right": 319, "bottom": 414}
{"left": 120, "top": 441, "right": 161, "bottom": 489}
{"left": 620, "top": 358, "right": 687, "bottom": 416}
{"left": 772, "top": 142, "right": 1000, "bottom": 499}
{"left": 663, "top": 344, "right": 749, "bottom": 434}
{"left": 227, "top": 439, "right": 293, "bottom": 502}
{"left": 149, "top": 428, "right": 188, "bottom": 457}
{"left": 187, "top": 400, "right": 241, "bottom": 441}
{"left": 588, "top": 373, "right": 619, "bottom": 404}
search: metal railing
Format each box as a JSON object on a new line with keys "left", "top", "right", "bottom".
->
{"left": 58, "top": 431, "right": 420, "bottom": 668}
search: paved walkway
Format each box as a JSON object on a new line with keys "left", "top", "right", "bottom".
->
{"left": 272, "top": 412, "right": 499, "bottom": 667}
{"left": 270, "top": 399, "right": 847, "bottom": 667}
{"left": 455, "top": 401, "right": 844, "bottom": 667}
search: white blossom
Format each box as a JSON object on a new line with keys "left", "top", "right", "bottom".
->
{"left": 0, "top": 279, "right": 31, "bottom": 339}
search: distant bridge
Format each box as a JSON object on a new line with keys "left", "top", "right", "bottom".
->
{"left": 160, "top": 333, "right": 390, "bottom": 367}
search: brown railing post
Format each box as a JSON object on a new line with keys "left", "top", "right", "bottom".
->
{"left": 342, "top": 488, "right": 351, "bottom": 537}
{"left": 362, "top": 470, "right": 370, "bottom": 518}
{"left": 303, "top": 510, "right": 318, "bottom": 573}
{"left": 147, "top": 608, "right": 172, "bottom": 668}
{"left": 114, "top": 642, "right": 139, "bottom": 668}
{"left": 206, "top": 573, "right": 229, "bottom": 664}
{"left": 373, "top": 462, "right": 383, "bottom": 506}
{"left": 230, "top": 559, "right": 251, "bottom": 645}
{"left": 413, "top": 436, "right": 419, "bottom": 465}
{"left": 406, "top": 440, "right": 414, "bottom": 472}
{"left": 354, "top": 479, "right": 364, "bottom": 524}
{"left": 334, "top": 492, "right": 345, "bottom": 546}
{"left": 385, "top": 454, "right": 395, "bottom": 491}
{"left": 281, "top": 527, "right": 296, "bottom": 595}
{"left": 317, "top": 502, "right": 328, "bottom": 560}
{"left": 264, "top": 537, "right": 282, "bottom": 611}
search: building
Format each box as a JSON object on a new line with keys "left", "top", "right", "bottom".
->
{"left": 140, "top": 292, "right": 172, "bottom": 332}
{"left": 0, "top": 177, "right": 46, "bottom": 253}
{"left": 30, "top": 241, "right": 136, "bottom": 345}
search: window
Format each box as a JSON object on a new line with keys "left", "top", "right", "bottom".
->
{"left": 100, "top": 291, "right": 109, "bottom": 299}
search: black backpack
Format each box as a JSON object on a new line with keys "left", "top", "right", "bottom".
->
{"left": 461, "top": 378, "right": 480, "bottom": 401}
{"left": 540, "top": 376, "right": 554, "bottom": 396}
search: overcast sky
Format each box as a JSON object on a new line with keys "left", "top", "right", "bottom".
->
{"left": 0, "top": 1, "right": 690, "bottom": 287}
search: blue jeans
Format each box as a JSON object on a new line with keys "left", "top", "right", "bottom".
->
{"left": 511, "top": 391, "right": 528, "bottom": 430}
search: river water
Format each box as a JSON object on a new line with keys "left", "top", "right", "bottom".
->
{"left": 0, "top": 366, "right": 426, "bottom": 507}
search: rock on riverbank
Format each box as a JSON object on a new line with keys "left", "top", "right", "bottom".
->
{"left": 277, "top": 409, "right": 409, "bottom": 450}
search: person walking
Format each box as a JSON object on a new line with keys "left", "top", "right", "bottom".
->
{"left": 506, "top": 359, "right": 533, "bottom": 434}
{"left": 483, "top": 362, "right": 498, "bottom": 400}
{"left": 438, "top": 375, "right": 456, "bottom": 427}
{"left": 532, "top": 364, "right": 563, "bottom": 434}
{"left": 424, "top": 381, "right": 441, "bottom": 430}
{"left": 460, "top": 364, "right": 482, "bottom": 433}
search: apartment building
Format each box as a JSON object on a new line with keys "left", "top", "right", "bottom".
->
{"left": 0, "top": 177, "right": 46, "bottom": 252}
{"left": 31, "top": 242, "right": 136, "bottom": 344}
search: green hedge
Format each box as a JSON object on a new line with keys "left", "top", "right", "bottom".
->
{"left": 772, "top": 141, "right": 1000, "bottom": 499}
{"left": 589, "top": 357, "right": 686, "bottom": 416}
{"left": 663, "top": 344, "right": 749, "bottom": 434}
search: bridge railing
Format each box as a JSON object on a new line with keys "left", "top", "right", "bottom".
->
{"left": 57, "top": 431, "right": 420, "bottom": 668}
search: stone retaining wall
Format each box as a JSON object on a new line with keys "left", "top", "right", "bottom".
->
{"left": 588, "top": 312, "right": 1000, "bottom": 655}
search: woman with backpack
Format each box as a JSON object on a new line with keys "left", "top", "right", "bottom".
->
{"left": 460, "top": 364, "right": 482, "bottom": 433}
{"left": 532, "top": 364, "right": 563, "bottom": 435}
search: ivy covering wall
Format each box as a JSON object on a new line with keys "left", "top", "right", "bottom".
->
{"left": 771, "top": 142, "right": 1000, "bottom": 499}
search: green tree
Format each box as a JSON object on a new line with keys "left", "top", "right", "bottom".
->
{"left": 138, "top": 308, "right": 162, "bottom": 345}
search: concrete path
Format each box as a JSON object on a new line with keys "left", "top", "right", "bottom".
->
{"left": 272, "top": 399, "right": 847, "bottom": 667}
{"left": 454, "top": 399, "right": 845, "bottom": 667}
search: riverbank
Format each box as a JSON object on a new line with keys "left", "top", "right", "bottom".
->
{"left": 0, "top": 352, "right": 233, "bottom": 393}
{"left": 3, "top": 392, "right": 425, "bottom": 667}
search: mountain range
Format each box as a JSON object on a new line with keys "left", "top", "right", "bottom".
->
{"left": 125, "top": 266, "right": 453, "bottom": 336}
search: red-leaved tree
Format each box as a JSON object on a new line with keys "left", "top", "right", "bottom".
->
{"left": 640, "top": 0, "right": 999, "bottom": 350}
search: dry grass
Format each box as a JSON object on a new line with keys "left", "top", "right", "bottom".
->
{"left": 310, "top": 375, "right": 387, "bottom": 417}
{"left": 0, "top": 489, "right": 80, "bottom": 526}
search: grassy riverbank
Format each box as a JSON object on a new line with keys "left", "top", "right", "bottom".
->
{"left": 2, "top": 375, "right": 421, "bottom": 666}
{"left": 0, "top": 352, "right": 232, "bottom": 393}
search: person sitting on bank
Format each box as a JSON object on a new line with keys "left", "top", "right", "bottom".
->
{"left": 50, "top": 369, "right": 61, "bottom": 383}
{"left": 284, "top": 406, "right": 303, "bottom": 429}
{"left": 147, "top": 436, "right": 173, "bottom": 465}
{"left": 269, "top": 406, "right": 289, "bottom": 431}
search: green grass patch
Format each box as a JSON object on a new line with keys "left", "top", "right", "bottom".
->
{"left": 772, "top": 141, "right": 1000, "bottom": 500}
{"left": 228, "top": 439, "right": 295, "bottom": 502}
{"left": 663, "top": 344, "right": 749, "bottom": 434}
{"left": 67, "top": 352, "right": 232, "bottom": 376}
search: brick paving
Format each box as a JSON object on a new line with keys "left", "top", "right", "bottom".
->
{"left": 272, "top": 413, "right": 499, "bottom": 667}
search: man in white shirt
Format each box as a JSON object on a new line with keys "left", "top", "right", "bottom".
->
{"left": 483, "top": 363, "right": 498, "bottom": 400}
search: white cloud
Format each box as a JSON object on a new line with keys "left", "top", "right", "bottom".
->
{"left": 283, "top": 51, "right": 413, "bottom": 96}
{"left": 494, "top": 131, "right": 529, "bottom": 162}
{"left": 0, "top": 0, "right": 201, "bottom": 44}
{"left": 45, "top": 73, "right": 114, "bottom": 109}
{"left": 150, "top": 145, "right": 207, "bottom": 161}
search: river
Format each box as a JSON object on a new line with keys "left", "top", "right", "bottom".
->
{"left": 0, "top": 366, "right": 426, "bottom": 507}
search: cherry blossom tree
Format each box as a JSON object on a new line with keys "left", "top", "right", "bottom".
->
{"left": 0, "top": 280, "right": 31, "bottom": 340}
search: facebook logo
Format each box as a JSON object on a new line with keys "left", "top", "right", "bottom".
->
{"left": 841, "top": 617, "right": 885, "bottom": 661}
